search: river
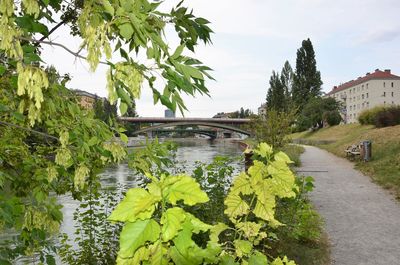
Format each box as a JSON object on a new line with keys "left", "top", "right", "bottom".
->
{"left": 6, "top": 139, "right": 245, "bottom": 264}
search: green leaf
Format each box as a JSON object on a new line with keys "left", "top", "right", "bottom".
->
{"left": 101, "top": 0, "right": 115, "bottom": 16}
{"left": 267, "top": 160, "right": 297, "bottom": 198}
{"left": 248, "top": 161, "right": 268, "bottom": 185}
{"left": 254, "top": 143, "right": 273, "bottom": 159}
{"left": 224, "top": 193, "right": 249, "bottom": 219}
{"left": 274, "top": 151, "right": 293, "bottom": 164}
{"left": 171, "top": 44, "right": 185, "bottom": 60}
{"left": 88, "top": 136, "right": 98, "bottom": 146}
{"left": 120, "top": 102, "right": 128, "bottom": 115}
{"left": 120, "top": 133, "right": 129, "bottom": 144}
{"left": 220, "top": 255, "right": 239, "bottom": 265}
{"left": 234, "top": 240, "right": 252, "bottom": 258}
{"left": 108, "top": 188, "right": 160, "bottom": 222}
{"left": 230, "top": 172, "right": 252, "bottom": 195}
{"left": 119, "top": 23, "right": 134, "bottom": 40}
{"left": 160, "top": 207, "right": 186, "bottom": 241}
{"left": 164, "top": 175, "right": 209, "bottom": 206}
{"left": 118, "top": 219, "right": 160, "bottom": 259}
{"left": 248, "top": 252, "right": 268, "bottom": 265}
{"left": 209, "top": 222, "right": 228, "bottom": 243}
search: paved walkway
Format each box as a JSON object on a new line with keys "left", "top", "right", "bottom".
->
{"left": 298, "top": 146, "right": 400, "bottom": 265}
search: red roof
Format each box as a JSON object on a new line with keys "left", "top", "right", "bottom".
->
{"left": 327, "top": 69, "right": 400, "bottom": 95}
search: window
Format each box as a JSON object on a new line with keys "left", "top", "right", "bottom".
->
{"left": 350, "top": 106, "right": 352, "bottom": 111}
{"left": 366, "top": 93, "right": 369, "bottom": 98}
{"left": 366, "top": 83, "right": 369, "bottom": 89}
{"left": 384, "top": 82, "right": 386, "bottom": 87}
{"left": 367, "top": 102, "right": 369, "bottom": 108}
{"left": 362, "top": 94, "right": 364, "bottom": 99}
{"left": 362, "top": 103, "right": 364, "bottom": 108}
{"left": 392, "top": 82, "right": 394, "bottom": 88}
{"left": 392, "top": 92, "right": 394, "bottom": 97}
{"left": 383, "top": 92, "right": 386, "bottom": 97}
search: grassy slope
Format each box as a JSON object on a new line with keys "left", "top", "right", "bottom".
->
{"left": 291, "top": 124, "right": 400, "bottom": 198}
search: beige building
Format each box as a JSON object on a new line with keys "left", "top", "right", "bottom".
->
{"left": 327, "top": 69, "right": 400, "bottom": 123}
{"left": 73, "top": 90, "right": 99, "bottom": 109}
{"left": 258, "top": 103, "right": 267, "bottom": 117}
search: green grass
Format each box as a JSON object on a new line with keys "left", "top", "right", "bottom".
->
{"left": 291, "top": 124, "right": 400, "bottom": 198}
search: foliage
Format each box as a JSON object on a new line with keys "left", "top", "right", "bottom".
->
{"left": 323, "top": 110, "right": 342, "bottom": 126}
{"left": 109, "top": 143, "right": 297, "bottom": 264}
{"left": 59, "top": 187, "right": 125, "bottom": 265}
{"left": 281, "top": 61, "right": 294, "bottom": 110}
{"left": 292, "top": 39, "right": 323, "bottom": 112}
{"left": 358, "top": 105, "right": 400, "bottom": 127}
{"left": 249, "top": 109, "right": 296, "bottom": 148}
{"left": 0, "top": 68, "right": 126, "bottom": 261}
{"left": 215, "top": 108, "right": 254, "bottom": 118}
{"left": 93, "top": 96, "right": 118, "bottom": 126}
{"left": 296, "top": 97, "right": 341, "bottom": 131}
{"left": 190, "top": 156, "right": 237, "bottom": 224}
{"left": 0, "top": 0, "right": 214, "bottom": 262}
{"left": 266, "top": 71, "right": 286, "bottom": 112}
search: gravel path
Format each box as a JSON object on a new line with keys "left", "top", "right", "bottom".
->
{"left": 298, "top": 145, "right": 400, "bottom": 265}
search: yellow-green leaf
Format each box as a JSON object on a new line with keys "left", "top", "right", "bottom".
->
{"left": 160, "top": 207, "right": 186, "bottom": 242}
{"left": 165, "top": 175, "right": 209, "bottom": 206}
{"left": 231, "top": 172, "right": 252, "bottom": 195}
{"left": 234, "top": 239, "right": 252, "bottom": 258}
{"left": 274, "top": 151, "right": 293, "bottom": 164}
{"left": 119, "top": 23, "right": 134, "bottom": 39}
{"left": 248, "top": 161, "right": 268, "bottom": 186}
{"left": 108, "top": 188, "right": 160, "bottom": 222}
{"left": 236, "top": 221, "right": 262, "bottom": 238}
{"left": 224, "top": 193, "right": 249, "bottom": 219}
{"left": 254, "top": 143, "right": 273, "bottom": 159}
{"left": 118, "top": 219, "right": 160, "bottom": 259}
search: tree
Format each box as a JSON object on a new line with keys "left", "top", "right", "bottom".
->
{"left": 0, "top": 0, "right": 213, "bottom": 261}
{"left": 266, "top": 71, "right": 286, "bottom": 111}
{"left": 93, "top": 96, "right": 118, "bottom": 125}
{"left": 296, "top": 97, "right": 341, "bottom": 130}
{"left": 280, "top": 60, "right": 294, "bottom": 109}
{"left": 292, "top": 39, "right": 323, "bottom": 111}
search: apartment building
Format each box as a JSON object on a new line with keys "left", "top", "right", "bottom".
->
{"left": 327, "top": 69, "right": 400, "bottom": 123}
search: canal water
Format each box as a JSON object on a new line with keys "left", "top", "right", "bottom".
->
{"left": 5, "top": 139, "right": 245, "bottom": 264}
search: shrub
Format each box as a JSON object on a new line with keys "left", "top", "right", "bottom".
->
{"left": 323, "top": 110, "right": 342, "bottom": 126}
{"left": 358, "top": 105, "right": 400, "bottom": 127}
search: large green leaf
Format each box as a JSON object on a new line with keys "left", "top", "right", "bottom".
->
{"left": 118, "top": 219, "right": 160, "bottom": 259}
{"left": 267, "top": 160, "right": 297, "bottom": 198}
{"left": 160, "top": 207, "right": 186, "bottom": 242}
{"left": 248, "top": 161, "right": 268, "bottom": 186}
{"left": 224, "top": 193, "right": 249, "bottom": 219}
{"left": 230, "top": 172, "right": 252, "bottom": 195}
{"left": 109, "top": 188, "right": 160, "bottom": 222}
{"left": 164, "top": 175, "right": 209, "bottom": 206}
{"left": 254, "top": 143, "right": 273, "bottom": 159}
{"left": 234, "top": 239, "right": 252, "bottom": 258}
{"left": 119, "top": 23, "right": 134, "bottom": 39}
{"left": 248, "top": 251, "right": 268, "bottom": 265}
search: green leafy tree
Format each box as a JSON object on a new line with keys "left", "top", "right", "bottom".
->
{"left": 281, "top": 60, "right": 294, "bottom": 109}
{"left": 296, "top": 97, "right": 341, "bottom": 130}
{"left": 93, "top": 96, "right": 118, "bottom": 125}
{"left": 292, "top": 39, "right": 323, "bottom": 111}
{"left": 0, "top": 0, "right": 213, "bottom": 262}
{"left": 266, "top": 71, "right": 286, "bottom": 112}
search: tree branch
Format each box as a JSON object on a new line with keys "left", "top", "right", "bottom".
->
{"left": 0, "top": 120, "right": 59, "bottom": 141}
{"left": 19, "top": 37, "right": 109, "bottom": 66}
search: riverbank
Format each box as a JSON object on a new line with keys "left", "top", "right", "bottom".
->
{"left": 291, "top": 124, "right": 400, "bottom": 199}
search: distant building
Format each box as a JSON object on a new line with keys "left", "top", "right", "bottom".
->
{"left": 326, "top": 69, "right": 400, "bottom": 123}
{"left": 165, "top": 109, "right": 175, "bottom": 118}
{"left": 73, "top": 89, "right": 99, "bottom": 109}
{"left": 258, "top": 103, "right": 267, "bottom": 116}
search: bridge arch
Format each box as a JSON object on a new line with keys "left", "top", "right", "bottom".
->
{"left": 132, "top": 121, "right": 251, "bottom": 136}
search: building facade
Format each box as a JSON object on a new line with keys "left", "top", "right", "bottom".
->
{"left": 73, "top": 89, "right": 99, "bottom": 109}
{"left": 327, "top": 69, "right": 400, "bottom": 123}
{"left": 258, "top": 103, "right": 267, "bottom": 117}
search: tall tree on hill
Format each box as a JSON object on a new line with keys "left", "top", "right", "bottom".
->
{"left": 266, "top": 71, "right": 286, "bottom": 111}
{"left": 280, "top": 61, "right": 294, "bottom": 109}
{"left": 292, "top": 38, "right": 323, "bottom": 111}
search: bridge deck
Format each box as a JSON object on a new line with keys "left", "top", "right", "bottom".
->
{"left": 119, "top": 117, "right": 251, "bottom": 124}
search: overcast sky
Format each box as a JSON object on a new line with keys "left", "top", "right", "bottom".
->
{"left": 41, "top": 0, "right": 400, "bottom": 117}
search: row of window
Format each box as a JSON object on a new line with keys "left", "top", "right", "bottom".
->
{"left": 383, "top": 82, "right": 395, "bottom": 88}
{"left": 349, "top": 102, "right": 370, "bottom": 112}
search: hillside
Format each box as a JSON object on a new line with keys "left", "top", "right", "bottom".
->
{"left": 291, "top": 124, "right": 400, "bottom": 198}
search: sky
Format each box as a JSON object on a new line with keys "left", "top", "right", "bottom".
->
{"left": 41, "top": 0, "right": 400, "bottom": 117}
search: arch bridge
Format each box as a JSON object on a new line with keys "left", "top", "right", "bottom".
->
{"left": 119, "top": 117, "right": 252, "bottom": 137}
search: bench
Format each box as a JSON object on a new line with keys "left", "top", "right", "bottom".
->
{"left": 345, "top": 144, "right": 362, "bottom": 160}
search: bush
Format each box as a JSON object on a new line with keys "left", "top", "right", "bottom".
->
{"left": 358, "top": 105, "right": 400, "bottom": 127}
{"left": 323, "top": 110, "right": 342, "bottom": 126}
